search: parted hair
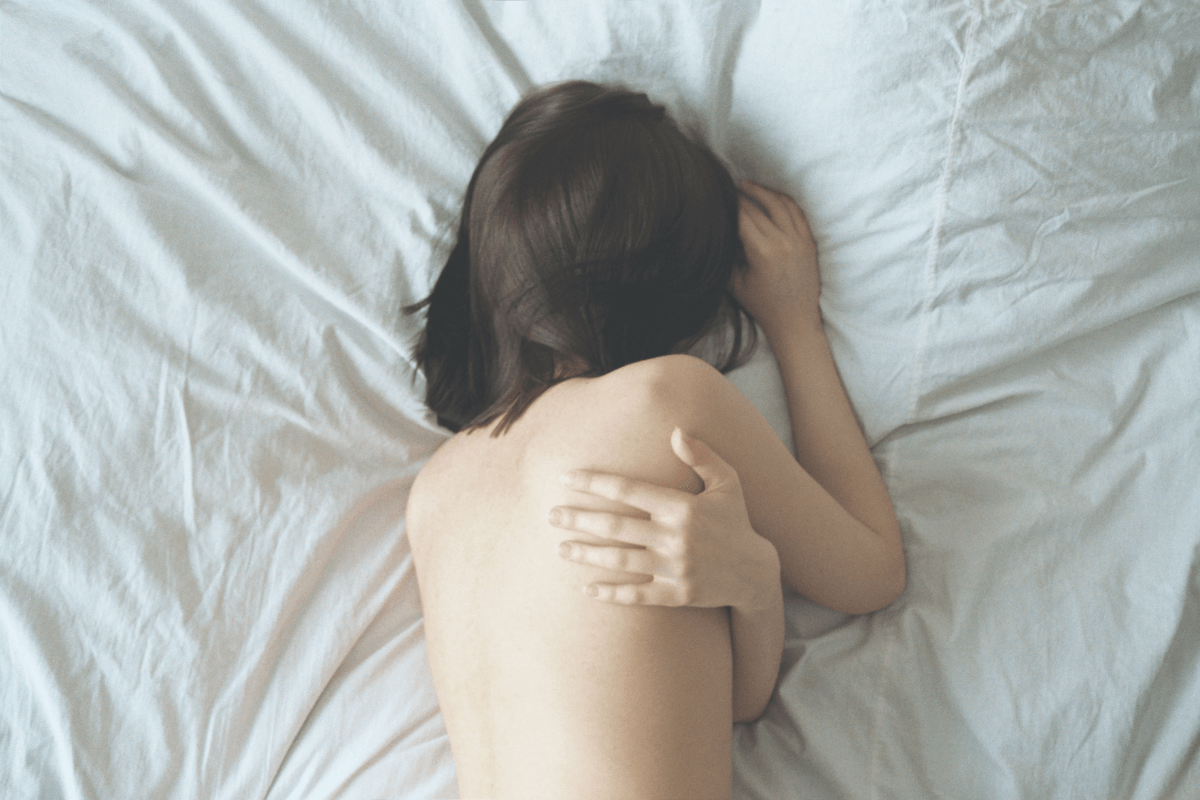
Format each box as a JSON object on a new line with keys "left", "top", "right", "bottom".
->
{"left": 408, "top": 80, "right": 755, "bottom": 435}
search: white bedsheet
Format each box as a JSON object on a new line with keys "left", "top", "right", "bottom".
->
{"left": 2, "top": 1, "right": 1197, "bottom": 798}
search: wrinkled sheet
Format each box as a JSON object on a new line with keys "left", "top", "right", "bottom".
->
{"left": 1, "top": 1, "right": 1198, "bottom": 798}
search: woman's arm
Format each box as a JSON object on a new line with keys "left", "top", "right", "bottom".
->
{"left": 674, "top": 432, "right": 784, "bottom": 723}
{"left": 737, "top": 181, "right": 902, "bottom": 544}
{"left": 562, "top": 181, "right": 907, "bottom": 615}
{"left": 732, "top": 181, "right": 906, "bottom": 611}
{"left": 769, "top": 322, "right": 903, "bottom": 555}
{"left": 729, "top": 582, "right": 784, "bottom": 722}
{"left": 552, "top": 428, "right": 784, "bottom": 722}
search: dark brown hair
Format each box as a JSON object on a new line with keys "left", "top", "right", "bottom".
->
{"left": 408, "top": 81, "right": 755, "bottom": 435}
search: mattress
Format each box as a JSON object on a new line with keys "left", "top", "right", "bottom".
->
{"left": 2, "top": 1, "right": 1197, "bottom": 798}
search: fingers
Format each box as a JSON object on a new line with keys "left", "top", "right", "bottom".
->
{"left": 785, "top": 197, "right": 809, "bottom": 234}
{"left": 584, "top": 580, "right": 689, "bottom": 607}
{"left": 738, "top": 196, "right": 774, "bottom": 253}
{"left": 670, "top": 428, "right": 739, "bottom": 494}
{"left": 557, "top": 540, "right": 665, "bottom": 576}
{"left": 737, "top": 191, "right": 768, "bottom": 225}
{"left": 739, "top": 180, "right": 795, "bottom": 230}
{"left": 555, "top": 541, "right": 688, "bottom": 606}
{"left": 741, "top": 180, "right": 811, "bottom": 244}
{"left": 738, "top": 192, "right": 774, "bottom": 234}
{"left": 560, "top": 469, "right": 686, "bottom": 517}
{"left": 548, "top": 506, "right": 661, "bottom": 546}
{"left": 556, "top": 430, "right": 736, "bottom": 524}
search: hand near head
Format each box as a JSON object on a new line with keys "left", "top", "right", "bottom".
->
{"left": 549, "top": 428, "right": 780, "bottom": 612}
{"left": 733, "top": 180, "right": 821, "bottom": 333}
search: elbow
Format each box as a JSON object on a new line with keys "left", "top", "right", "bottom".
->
{"left": 859, "top": 529, "right": 907, "bottom": 613}
{"left": 877, "top": 558, "right": 907, "bottom": 609}
{"left": 835, "top": 555, "right": 907, "bottom": 616}
{"left": 861, "top": 556, "right": 907, "bottom": 614}
{"left": 733, "top": 695, "right": 770, "bottom": 724}
{"left": 731, "top": 661, "right": 777, "bottom": 724}
{"left": 828, "top": 520, "right": 906, "bottom": 615}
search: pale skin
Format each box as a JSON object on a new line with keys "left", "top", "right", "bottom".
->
{"left": 407, "top": 180, "right": 905, "bottom": 799}
{"left": 553, "top": 426, "right": 784, "bottom": 725}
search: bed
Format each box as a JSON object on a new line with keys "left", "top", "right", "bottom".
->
{"left": 2, "top": 1, "right": 1197, "bottom": 797}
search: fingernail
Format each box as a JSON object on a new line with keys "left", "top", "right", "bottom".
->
{"left": 586, "top": 584, "right": 599, "bottom": 598}
{"left": 560, "top": 470, "right": 582, "bottom": 487}
{"left": 672, "top": 427, "right": 695, "bottom": 460}
{"left": 547, "top": 507, "right": 562, "bottom": 525}
{"left": 558, "top": 542, "right": 571, "bottom": 558}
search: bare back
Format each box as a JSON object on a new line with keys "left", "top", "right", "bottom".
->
{"left": 408, "top": 361, "right": 733, "bottom": 799}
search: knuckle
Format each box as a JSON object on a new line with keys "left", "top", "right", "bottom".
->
{"left": 665, "top": 533, "right": 687, "bottom": 558}
{"left": 662, "top": 504, "right": 686, "bottom": 529}
{"left": 677, "top": 503, "right": 699, "bottom": 528}
{"left": 612, "top": 549, "right": 632, "bottom": 572}
{"left": 612, "top": 477, "right": 635, "bottom": 502}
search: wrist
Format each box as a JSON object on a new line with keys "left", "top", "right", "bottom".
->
{"left": 757, "top": 311, "right": 825, "bottom": 344}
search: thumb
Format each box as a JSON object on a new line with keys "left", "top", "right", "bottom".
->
{"left": 670, "top": 427, "right": 737, "bottom": 492}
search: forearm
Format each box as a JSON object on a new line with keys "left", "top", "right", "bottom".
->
{"left": 763, "top": 317, "right": 905, "bottom": 602}
{"left": 730, "top": 551, "right": 785, "bottom": 723}
{"left": 764, "top": 318, "right": 899, "bottom": 537}
{"left": 732, "top": 180, "right": 904, "bottom": 611}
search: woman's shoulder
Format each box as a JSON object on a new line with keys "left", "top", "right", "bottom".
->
{"left": 547, "top": 354, "right": 729, "bottom": 435}
{"left": 604, "top": 353, "right": 724, "bottom": 388}
{"left": 586, "top": 354, "right": 728, "bottom": 419}
{"left": 521, "top": 355, "right": 742, "bottom": 491}
{"left": 409, "top": 354, "right": 746, "bottom": 530}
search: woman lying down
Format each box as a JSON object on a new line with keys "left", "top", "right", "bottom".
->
{"left": 406, "top": 81, "right": 906, "bottom": 800}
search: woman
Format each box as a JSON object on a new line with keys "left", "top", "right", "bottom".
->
{"left": 406, "top": 81, "right": 905, "bottom": 799}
